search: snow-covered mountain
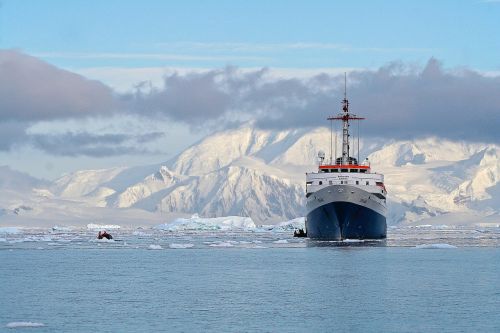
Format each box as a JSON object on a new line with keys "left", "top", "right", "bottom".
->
{"left": 1, "top": 126, "right": 499, "bottom": 226}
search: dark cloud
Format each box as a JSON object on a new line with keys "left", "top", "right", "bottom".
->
{"left": 132, "top": 59, "right": 500, "bottom": 142}
{"left": 130, "top": 67, "right": 266, "bottom": 123}
{"left": 0, "top": 121, "right": 30, "bottom": 150}
{"left": 0, "top": 50, "right": 163, "bottom": 155}
{"left": 0, "top": 50, "right": 115, "bottom": 122}
{"left": 29, "top": 131, "right": 164, "bottom": 157}
{"left": 346, "top": 59, "right": 500, "bottom": 141}
{"left": 2, "top": 50, "right": 499, "bottom": 157}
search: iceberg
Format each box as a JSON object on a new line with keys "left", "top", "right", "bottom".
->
{"left": 259, "top": 217, "right": 305, "bottom": 232}
{"left": 155, "top": 214, "right": 255, "bottom": 231}
{"left": 87, "top": 223, "right": 121, "bottom": 230}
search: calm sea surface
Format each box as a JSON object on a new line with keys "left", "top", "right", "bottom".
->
{"left": 1, "top": 227, "right": 499, "bottom": 332}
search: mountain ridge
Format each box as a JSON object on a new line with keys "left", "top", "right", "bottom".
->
{"left": 1, "top": 125, "right": 499, "bottom": 226}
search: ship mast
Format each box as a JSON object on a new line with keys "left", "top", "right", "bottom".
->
{"left": 328, "top": 73, "right": 364, "bottom": 165}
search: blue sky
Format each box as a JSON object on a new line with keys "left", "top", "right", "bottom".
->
{"left": 2, "top": 0, "right": 499, "bottom": 70}
{"left": 1, "top": 0, "right": 499, "bottom": 179}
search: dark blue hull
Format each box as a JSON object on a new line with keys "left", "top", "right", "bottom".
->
{"left": 306, "top": 201, "right": 386, "bottom": 240}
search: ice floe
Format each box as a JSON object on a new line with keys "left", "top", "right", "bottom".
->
{"left": 209, "top": 241, "right": 234, "bottom": 247}
{"left": 273, "top": 239, "right": 289, "bottom": 244}
{"left": 415, "top": 243, "right": 457, "bottom": 249}
{"left": 132, "top": 231, "right": 150, "bottom": 236}
{"left": 6, "top": 321, "right": 45, "bottom": 328}
{"left": 51, "top": 225, "right": 73, "bottom": 232}
{"left": 148, "top": 244, "right": 163, "bottom": 250}
{"left": 169, "top": 243, "right": 194, "bottom": 249}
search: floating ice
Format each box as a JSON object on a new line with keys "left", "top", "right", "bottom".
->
{"left": 87, "top": 224, "right": 121, "bottom": 230}
{"left": 209, "top": 242, "right": 234, "bottom": 247}
{"left": 432, "top": 225, "right": 450, "bottom": 229}
{"left": 343, "top": 239, "right": 365, "bottom": 243}
{"left": 51, "top": 225, "right": 73, "bottom": 232}
{"left": 414, "top": 224, "right": 433, "bottom": 228}
{"left": 273, "top": 239, "right": 289, "bottom": 244}
{"left": 6, "top": 321, "right": 45, "bottom": 328}
{"left": 133, "top": 231, "right": 150, "bottom": 236}
{"left": 415, "top": 243, "right": 457, "bottom": 249}
{"left": 169, "top": 243, "right": 194, "bottom": 249}
{"left": 260, "top": 217, "right": 305, "bottom": 232}
{"left": 155, "top": 214, "right": 255, "bottom": 231}
{"left": 148, "top": 244, "right": 163, "bottom": 250}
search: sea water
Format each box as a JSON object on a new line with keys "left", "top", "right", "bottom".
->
{"left": 1, "top": 227, "right": 499, "bottom": 332}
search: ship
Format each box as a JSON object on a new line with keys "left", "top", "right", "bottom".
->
{"left": 305, "top": 75, "right": 387, "bottom": 240}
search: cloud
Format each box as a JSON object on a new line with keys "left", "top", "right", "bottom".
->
{"left": 151, "top": 41, "right": 433, "bottom": 54}
{"left": 344, "top": 59, "right": 500, "bottom": 141}
{"left": 0, "top": 50, "right": 136, "bottom": 155}
{"left": 131, "top": 59, "right": 500, "bottom": 142}
{"left": 0, "top": 50, "right": 115, "bottom": 122}
{"left": 35, "top": 51, "right": 268, "bottom": 62}
{"left": 2, "top": 50, "right": 500, "bottom": 157}
{"left": 0, "top": 121, "right": 30, "bottom": 150}
{"left": 130, "top": 68, "right": 244, "bottom": 124}
{"left": 29, "top": 131, "right": 164, "bottom": 157}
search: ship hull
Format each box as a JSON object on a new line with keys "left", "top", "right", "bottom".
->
{"left": 306, "top": 185, "right": 387, "bottom": 240}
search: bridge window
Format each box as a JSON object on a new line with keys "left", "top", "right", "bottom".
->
{"left": 360, "top": 169, "right": 367, "bottom": 173}
{"left": 341, "top": 169, "right": 348, "bottom": 173}
{"left": 356, "top": 181, "right": 359, "bottom": 185}
{"left": 366, "top": 181, "right": 369, "bottom": 185}
{"left": 332, "top": 169, "right": 338, "bottom": 173}
{"left": 319, "top": 181, "right": 322, "bottom": 185}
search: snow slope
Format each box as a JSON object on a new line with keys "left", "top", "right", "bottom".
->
{"left": 1, "top": 125, "right": 499, "bottom": 227}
